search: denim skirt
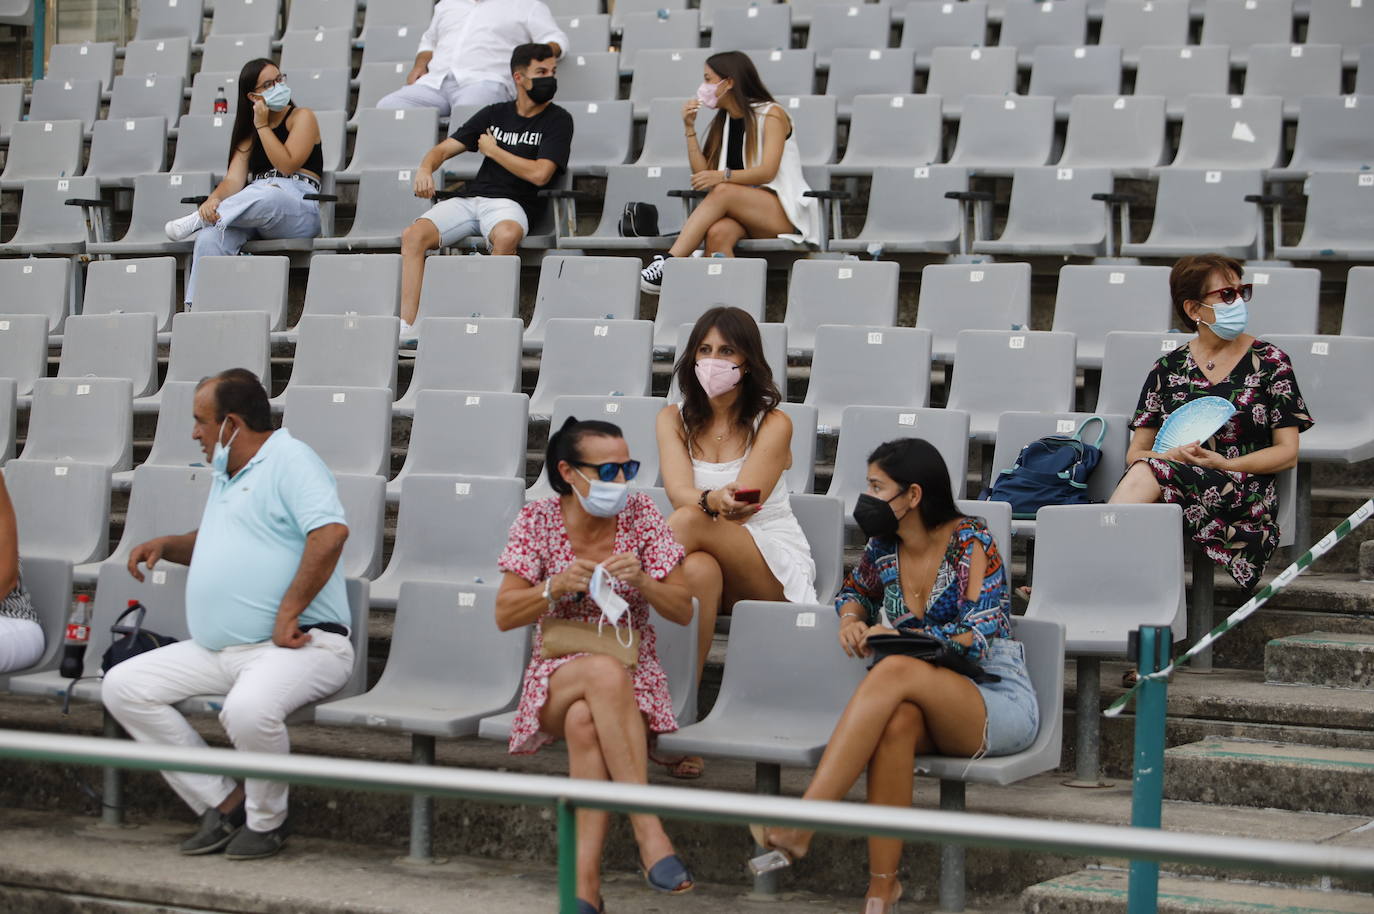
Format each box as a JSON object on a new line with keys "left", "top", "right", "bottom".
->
{"left": 974, "top": 638, "right": 1040, "bottom": 757}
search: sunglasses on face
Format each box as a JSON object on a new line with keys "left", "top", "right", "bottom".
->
{"left": 1202, "top": 283, "right": 1253, "bottom": 305}
{"left": 573, "top": 459, "right": 641, "bottom": 482}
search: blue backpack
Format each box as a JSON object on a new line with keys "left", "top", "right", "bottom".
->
{"left": 981, "top": 417, "right": 1107, "bottom": 519}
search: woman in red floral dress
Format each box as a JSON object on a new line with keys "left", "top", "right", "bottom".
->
{"left": 495, "top": 417, "right": 696, "bottom": 913}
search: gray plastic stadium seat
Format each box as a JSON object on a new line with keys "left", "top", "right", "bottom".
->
{"left": 628, "top": 49, "right": 710, "bottom": 117}
{"left": 1307, "top": 1, "right": 1374, "bottom": 65}
{"left": 749, "top": 49, "right": 818, "bottom": 97}
{"left": 0, "top": 83, "right": 24, "bottom": 142}
{"left": 1057, "top": 95, "right": 1168, "bottom": 176}
{"left": 280, "top": 316, "right": 400, "bottom": 400}
{"left": 917, "top": 262, "right": 1032, "bottom": 362}
{"left": 557, "top": 13, "right": 610, "bottom": 51}
{"left": 1244, "top": 267, "right": 1319, "bottom": 335}
{"left": 783, "top": 260, "right": 899, "bottom": 356}
{"left": 667, "top": 321, "right": 789, "bottom": 401}
{"left": 354, "top": 61, "right": 409, "bottom": 117}
{"left": 1100, "top": 0, "right": 1190, "bottom": 65}
{"left": 3, "top": 461, "right": 110, "bottom": 570}
{"left": 210, "top": 0, "right": 281, "bottom": 37}
{"left": 527, "top": 318, "right": 653, "bottom": 418}
{"left": 0, "top": 379, "right": 13, "bottom": 462}
{"left": 1051, "top": 265, "right": 1172, "bottom": 368}
{"left": 85, "top": 172, "right": 215, "bottom": 256}
{"left": 396, "top": 317, "right": 523, "bottom": 414}
{"left": 1119, "top": 168, "right": 1262, "bottom": 258}
{"left": 639, "top": 100, "right": 710, "bottom": 168}
{"left": 283, "top": 386, "right": 392, "bottom": 477}
{"left": 1344, "top": 267, "right": 1374, "bottom": 337}
{"left": 1167, "top": 94, "right": 1283, "bottom": 171}
{"left": 926, "top": 46, "right": 1015, "bottom": 119}
{"left": 768, "top": 96, "right": 839, "bottom": 166}
{"left": 525, "top": 255, "right": 640, "bottom": 349}
{"left": 314, "top": 169, "right": 433, "bottom": 251}
{"left": 526, "top": 394, "right": 667, "bottom": 499}
{"left": 286, "top": 0, "right": 359, "bottom": 32}
{"left": 652, "top": 257, "right": 766, "bottom": 352}
{"left": 711, "top": 4, "right": 791, "bottom": 49}
{"left": 48, "top": 42, "right": 116, "bottom": 93}
{"left": 359, "top": 26, "right": 425, "bottom": 70}
{"left": 946, "top": 330, "right": 1077, "bottom": 442}
{"left": 1270, "top": 95, "right": 1374, "bottom": 180}
{"left": 0, "top": 258, "right": 74, "bottom": 335}
{"left": 188, "top": 71, "right": 241, "bottom": 119}
{"left": 805, "top": 325, "right": 933, "bottom": 432}
{"left": 700, "top": 0, "right": 777, "bottom": 29}
{"left": 987, "top": 411, "right": 1130, "bottom": 522}
{"left": 57, "top": 313, "right": 158, "bottom": 400}
{"left": 0, "top": 120, "right": 85, "bottom": 188}
{"left": 807, "top": 3, "right": 892, "bottom": 69}
{"left": 338, "top": 107, "right": 439, "bottom": 182}
{"left": 1200, "top": 0, "right": 1293, "bottom": 65}
{"left": 82, "top": 256, "right": 177, "bottom": 333}
{"left": 1027, "top": 45, "right": 1123, "bottom": 119}
{"left": 170, "top": 114, "right": 234, "bottom": 177}
{"left": 0, "top": 555, "right": 72, "bottom": 688}
{"left": 566, "top": 100, "right": 633, "bottom": 175}
{"left": 0, "top": 177, "right": 98, "bottom": 255}
{"left": 826, "top": 406, "right": 972, "bottom": 515}
{"left": 313, "top": 111, "right": 348, "bottom": 177}
{"left": 791, "top": 493, "right": 844, "bottom": 601}
{"left": 1274, "top": 171, "right": 1374, "bottom": 260}
{"left": 619, "top": 11, "right": 701, "bottom": 69}
{"left": 1265, "top": 334, "right": 1374, "bottom": 463}
{"left": 280, "top": 27, "right": 353, "bottom": 71}
{"left": 21, "top": 377, "right": 132, "bottom": 472}
{"left": 83, "top": 117, "right": 169, "bottom": 187}
{"left": 135, "top": 0, "right": 205, "bottom": 40}
{"left": 611, "top": 0, "right": 687, "bottom": 30}
{"left": 0, "top": 315, "right": 48, "bottom": 397}
{"left": 28, "top": 78, "right": 101, "bottom": 133}
{"left": 776, "top": 401, "right": 817, "bottom": 494}
{"left": 390, "top": 390, "right": 528, "bottom": 500}
{"left": 124, "top": 36, "right": 193, "bottom": 81}
{"left": 831, "top": 165, "right": 969, "bottom": 254}
{"left": 827, "top": 48, "right": 917, "bottom": 117}
{"left": 902, "top": 1, "right": 987, "bottom": 69}
{"left": 415, "top": 256, "right": 520, "bottom": 322}
{"left": 370, "top": 474, "right": 527, "bottom": 609}
{"left": 1134, "top": 45, "right": 1232, "bottom": 119}
{"left": 335, "top": 473, "right": 385, "bottom": 580}
{"left": 200, "top": 33, "right": 275, "bottom": 75}
{"left": 191, "top": 255, "right": 289, "bottom": 330}
{"left": 560, "top": 51, "right": 621, "bottom": 104}
{"left": 832, "top": 95, "right": 942, "bottom": 175}
{"left": 973, "top": 166, "right": 1113, "bottom": 256}
{"left": 547, "top": 0, "right": 600, "bottom": 17}
{"left": 946, "top": 95, "right": 1055, "bottom": 174}
{"left": 122, "top": 380, "right": 203, "bottom": 477}
{"left": 1244, "top": 44, "right": 1342, "bottom": 117}
{"left": 289, "top": 67, "right": 351, "bottom": 113}
{"left": 298, "top": 253, "right": 402, "bottom": 323}
{"left": 108, "top": 74, "right": 185, "bottom": 124}
{"left": 556, "top": 165, "right": 691, "bottom": 248}
{"left": 73, "top": 464, "right": 212, "bottom": 584}
{"left": 1095, "top": 330, "right": 1188, "bottom": 415}
{"left": 1001, "top": 0, "right": 1088, "bottom": 64}
{"left": 138, "top": 310, "right": 272, "bottom": 413}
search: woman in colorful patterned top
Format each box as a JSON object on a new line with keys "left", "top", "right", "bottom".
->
{"left": 754, "top": 438, "right": 1038, "bottom": 914}
{"left": 0, "top": 473, "right": 43, "bottom": 674}
{"left": 1111, "top": 254, "right": 1313, "bottom": 591}
{"left": 495, "top": 417, "right": 696, "bottom": 913}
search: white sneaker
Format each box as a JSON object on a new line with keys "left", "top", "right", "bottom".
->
{"left": 164, "top": 211, "right": 204, "bottom": 242}
{"left": 398, "top": 319, "right": 419, "bottom": 356}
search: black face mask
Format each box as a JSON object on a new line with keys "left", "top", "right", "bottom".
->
{"left": 526, "top": 76, "right": 557, "bottom": 104}
{"left": 852, "top": 492, "right": 906, "bottom": 540}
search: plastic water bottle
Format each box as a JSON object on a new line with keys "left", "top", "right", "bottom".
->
{"left": 214, "top": 87, "right": 229, "bottom": 115}
{"left": 59, "top": 594, "right": 93, "bottom": 679}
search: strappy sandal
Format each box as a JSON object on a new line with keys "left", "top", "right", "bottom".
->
{"left": 863, "top": 872, "right": 903, "bottom": 913}
{"left": 642, "top": 853, "right": 694, "bottom": 894}
{"left": 649, "top": 751, "right": 704, "bottom": 780}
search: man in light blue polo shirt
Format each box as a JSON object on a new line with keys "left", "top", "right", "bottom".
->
{"left": 103, "top": 369, "right": 354, "bottom": 861}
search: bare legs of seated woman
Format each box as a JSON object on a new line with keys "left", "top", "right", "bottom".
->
{"left": 666, "top": 184, "right": 796, "bottom": 258}
{"left": 1109, "top": 461, "right": 1163, "bottom": 504}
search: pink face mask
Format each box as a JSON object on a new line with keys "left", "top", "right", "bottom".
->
{"left": 695, "top": 358, "right": 742, "bottom": 398}
{"left": 696, "top": 80, "right": 721, "bottom": 109}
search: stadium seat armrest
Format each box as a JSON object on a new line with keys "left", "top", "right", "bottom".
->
{"left": 304, "top": 193, "right": 339, "bottom": 203}
{"left": 537, "top": 188, "right": 594, "bottom": 200}
{"left": 666, "top": 189, "right": 708, "bottom": 199}
{"left": 180, "top": 195, "right": 209, "bottom": 205}
{"left": 1092, "top": 192, "right": 1134, "bottom": 204}
{"left": 945, "top": 190, "right": 994, "bottom": 202}
{"left": 64, "top": 197, "right": 110, "bottom": 207}
{"left": 804, "top": 189, "right": 852, "bottom": 200}
{"left": 1243, "top": 193, "right": 1283, "bottom": 205}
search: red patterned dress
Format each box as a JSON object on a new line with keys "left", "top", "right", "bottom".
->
{"left": 498, "top": 492, "right": 685, "bottom": 755}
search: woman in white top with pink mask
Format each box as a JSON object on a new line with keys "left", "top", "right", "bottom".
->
{"left": 639, "top": 51, "right": 819, "bottom": 293}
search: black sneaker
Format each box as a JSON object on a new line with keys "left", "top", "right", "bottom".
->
{"left": 640, "top": 254, "right": 668, "bottom": 295}
{"left": 179, "top": 805, "right": 244, "bottom": 855}
{"left": 224, "top": 822, "right": 288, "bottom": 860}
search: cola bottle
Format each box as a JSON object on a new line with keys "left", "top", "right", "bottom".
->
{"left": 59, "top": 594, "right": 93, "bottom": 679}
{"left": 214, "top": 87, "right": 229, "bottom": 115}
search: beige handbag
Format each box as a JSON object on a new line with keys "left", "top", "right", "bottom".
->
{"left": 540, "top": 617, "right": 640, "bottom": 668}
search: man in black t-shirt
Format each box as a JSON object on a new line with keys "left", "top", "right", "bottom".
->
{"left": 399, "top": 42, "right": 573, "bottom": 345}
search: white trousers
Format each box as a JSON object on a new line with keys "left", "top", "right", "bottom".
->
{"left": 102, "top": 633, "right": 353, "bottom": 831}
{"left": 0, "top": 617, "right": 44, "bottom": 674}
{"left": 377, "top": 73, "right": 512, "bottom": 115}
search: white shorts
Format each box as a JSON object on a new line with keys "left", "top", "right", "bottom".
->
{"left": 419, "top": 196, "right": 528, "bottom": 247}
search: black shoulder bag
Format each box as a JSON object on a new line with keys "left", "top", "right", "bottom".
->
{"left": 63, "top": 601, "right": 178, "bottom": 714}
{"left": 619, "top": 202, "right": 660, "bottom": 237}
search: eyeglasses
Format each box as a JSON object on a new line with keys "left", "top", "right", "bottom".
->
{"left": 1201, "top": 283, "right": 1253, "bottom": 305}
{"left": 573, "top": 460, "right": 641, "bottom": 482}
{"left": 254, "top": 73, "right": 287, "bottom": 93}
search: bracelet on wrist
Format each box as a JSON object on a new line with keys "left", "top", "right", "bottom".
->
{"left": 698, "top": 489, "right": 720, "bottom": 518}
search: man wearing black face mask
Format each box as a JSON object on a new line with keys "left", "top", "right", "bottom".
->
{"left": 397, "top": 43, "right": 573, "bottom": 347}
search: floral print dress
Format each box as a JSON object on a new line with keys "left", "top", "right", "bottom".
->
{"left": 497, "top": 492, "right": 685, "bottom": 755}
{"left": 1131, "top": 339, "right": 1313, "bottom": 589}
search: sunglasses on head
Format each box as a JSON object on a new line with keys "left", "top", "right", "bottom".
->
{"left": 573, "top": 459, "right": 641, "bottom": 482}
{"left": 1202, "top": 283, "right": 1253, "bottom": 305}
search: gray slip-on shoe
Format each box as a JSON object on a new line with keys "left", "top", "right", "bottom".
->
{"left": 224, "top": 822, "right": 288, "bottom": 860}
{"left": 179, "top": 806, "right": 243, "bottom": 855}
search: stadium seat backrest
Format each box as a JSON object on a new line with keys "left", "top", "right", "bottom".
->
{"left": 560, "top": 51, "right": 621, "bottom": 103}
{"left": 777, "top": 401, "right": 817, "bottom": 494}
{"left": 805, "top": 325, "right": 933, "bottom": 432}
{"left": 653, "top": 257, "right": 767, "bottom": 350}
{"left": 188, "top": 70, "right": 241, "bottom": 118}
{"left": 85, "top": 116, "right": 169, "bottom": 186}
{"left": 1000, "top": 0, "right": 1088, "bottom": 65}
{"left": 629, "top": 49, "right": 711, "bottom": 115}
{"left": 1172, "top": 94, "right": 1284, "bottom": 170}
{"left": 917, "top": 262, "right": 1033, "bottom": 361}
{"left": 192, "top": 255, "right": 289, "bottom": 330}
{"left": 828, "top": 48, "right": 917, "bottom": 116}
{"left": 790, "top": 493, "right": 845, "bottom": 603}
{"left": 335, "top": 472, "right": 385, "bottom": 580}
{"left": 1058, "top": 94, "right": 1168, "bottom": 172}
{"left": 947, "top": 94, "right": 1056, "bottom": 170}
{"left": 395, "top": 389, "right": 529, "bottom": 483}
{"left": 784, "top": 259, "right": 900, "bottom": 354}
{"left": 567, "top": 99, "right": 634, "bottom": 172}
{"left": 1135, "top": 45, "right": 1231, "bottom": 119}
{"left": 123, "top": 36, "right": 193, "bottom": 81}
{"left": 926, "top": 46, "right": 1015, "bottom": 118}
{"left": 806, "top": 3, "right": 892, "bottom": 69}
{"left": 108, "top": 73, "right": 185, "bottom": 123}
{"left": 2, "top": 176, "right": 101, "bottom": 252}
{"left": 1276, "top": 170, "right": 1374, "bottom": 258}
{"left": 1051, "top": 264, "right": 1172, "bottom": 368}
{"left": 838, "top": 164, "right": 969, "bottom": 253}
{"left": 1343, "top": 267, "right": 1374, "bottom": 337}
{"left": 1263, "top": 334, "right": 1374, "bottom": 463}
{"left": 974, "top": 165, "right": 1114, "bottom": 255}
{"left": 901, "top": 0, "right": 988, "bottom": 67}
{"left": 135, "top": 0, "right": 205, "bottom": 41}
{"left": 827, "top": 406, "right": 972, "bottom": 513}
{"left": 210, "top": 0, "right": 282, "bottom": 37}
{"left": 987, "top": 410, "right": 1131, "bottom": 505}
{"left": 342, "top": 107, "right": 441, "bottom": 178}
{"left": 397, "top": 317, "right": 525, "bottom": 415}
{"left": 711, "top": 4, "right": 791, "bottom": 49}
{"left": 286, "top": 0, "right": 359, "bottom": 33}
{"left": 417, "top": 255, "right": 521, "bottom": 320}
{"left": 946, "top": 329, "right": 1077, "bottom": 440}
{"left": 0, "top": 83, "right": 24, "bottom": 141}
{"left": 141, "top": 380, "right": 205, "bottom": 468}
{"left": 48, "top": 41, "right": 115, "bottom": 93}
{"left": 619, "top": 10, "right": 702, "bottom": 65}
{"left": 56, "top": 313, "right": 158, "bottom": 400}
{"left": 29, "top": 77, "right": 101, "bottom": 132}
{"left": 105, "top": 465, "right": 213, "bottom": 572}
{"left": 1244, "top": 266, "right": 1320, "bottom": 336}
{"left": 1283, "top": 95, "right": 1374, "bottom": 175}
{"left": 2, "top": 459, "right": 111, "bottom": 566}
{"left": 22, "top": 377, "right": 133, "bottom": 472}
{"left": 289, "top": 66, "right": 351, "bottom": 113}
{"left": 0, "top": 120, "right": 84, "bottom": 186}
{"left": 279, "top": 26, "right": 353, "bottom": 71}
{"left": 748, "top": 49, "right": 817, "bottom": 96}
{"left": 527, "top": 318, "right": 653, "bottom": 417}
{"left": 165, "top": 310, "right": 273, "bottom": 391}
{"left": 1027, "top": 45, "right": 1123, "bottom": 118}
{"left": 1199, "top": 0, "right": 1294, "bottom": 65}
{"left": 834, "top": 94, "right": 942, "bottom": 173}
{"left": 354, "top": 61, "right": 411, "bottom": 113}
{"left": 1099, "top": 0, "right": 1190, "bottom": 64}
{"left": 0, "top": 259, "right": 72, "bottom": 333}
{"left": 1095, "top": 330, "right": 1188, "bottom": 416}
{"left": 172, "top": 114, "right": 234, "bottom": 176}
{"left": 82, "top": 257, "right": 178, "bottom": 333}
{"left": 1244, "top": 43, "right": 1342, "bottom": 116}
{"left": 302, "top": 253, "right": 403, "bottom": 320}
{"left": 283, "top": 385, "right": 393, "bottom": 477}
{"left": 1122, "top": 168, "right": 1262, "bottom": 256}
{"left": 1306, "top": 0, "right": 1374, "bottom": 63}
{"left": 0, "top": 314, "right": 49, "bottom": 397}
{"left": 288, "top": 315, "right": 400, "bottom": 393}
{"left": 200, "top": 33, "right": 275, "bottom": 74}
{"left": 526, "top": 255, "right": 641, "bottom": 347}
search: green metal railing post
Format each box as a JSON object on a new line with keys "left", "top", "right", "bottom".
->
{"left": 557, "top": 797, "right": 577, "bottom": 914}
{"left": 1127, "top": 624, "right": 1172, "bottom": 914}
{"left": 31, "top": 0, "right": 45, "bottom": 81}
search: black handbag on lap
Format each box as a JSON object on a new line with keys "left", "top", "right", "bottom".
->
{"left": 865, "top": 631, "right": 1000, "bottom": 683}
{"left": 619, "top": 202, "right": 660, "bottom": 237}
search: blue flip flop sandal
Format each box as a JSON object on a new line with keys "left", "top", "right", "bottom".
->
{"left": 642, "top": 853, "right": 694, "bottom": 894}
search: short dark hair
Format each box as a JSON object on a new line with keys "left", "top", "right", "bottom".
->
{"left": 545, "top": 416, "right": 624, "bottom": 495}
{"left": 199, "top": 368, "right": 273, "bottom": 432}
{"left": 1170, "top": 253, "right": 1244, "bottom": 331}
{"left": 511, "top": 43, "right": 556, "bottom": 74}
{"left": 866, "top": 438, "right": 964, "bottom": 532}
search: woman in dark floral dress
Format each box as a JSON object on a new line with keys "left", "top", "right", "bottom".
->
{"left": 1111, "top": 254, "right": 1313, "bottom": 590}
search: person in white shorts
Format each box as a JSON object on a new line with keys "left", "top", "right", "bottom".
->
{"left": 399, "top": 42, "right": 574, "bottom": 346}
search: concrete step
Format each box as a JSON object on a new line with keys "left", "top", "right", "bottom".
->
{"left": 1266, "top": 632, "right": 1374, "bottom": 691}
{"left": 1164, "top": 738, "right": 1374, "bottom": 816}
{"left": 1023, "top": 868, "right": 1374, "bottom": 914}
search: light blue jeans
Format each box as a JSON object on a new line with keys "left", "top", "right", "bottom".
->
{"left": 184, "top": 176, "right": 321, "bottom": 305}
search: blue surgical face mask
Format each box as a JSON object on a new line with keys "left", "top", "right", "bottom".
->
{"left": 1198, "top": 299, "right": 1248, "bottom": 341}
{"left": 574, "top": 468, "right": 630, "bottom": 518}
{"left": 260, "top": 82, "right": 292, "bottom": 111}
{"left": 211, "top": 419, "right": 240, "bottom": 477}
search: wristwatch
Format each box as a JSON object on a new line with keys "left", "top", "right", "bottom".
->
{"left": 723, "top": 168, "right": 732, "bottom": 184}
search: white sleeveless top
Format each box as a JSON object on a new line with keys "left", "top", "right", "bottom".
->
{"left": 714, "top": 101, "right": 821, "bottom": 246}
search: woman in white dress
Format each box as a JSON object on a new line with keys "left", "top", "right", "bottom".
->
{"left": 639, "top": 50, "right": 819, "bottom": 293}
{"left": 655, "top": 307, "right": 818, "bottom": 778}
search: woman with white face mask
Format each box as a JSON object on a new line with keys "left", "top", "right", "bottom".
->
{"left": 1111, "top": 253, "right": 1314, "bottom": 594}
{"left": 639, "top": 50, "right": 820, "bottom": 294}
{"left": 495, "top": 418, "right": 696, "bottom": 913}
{"left": 164, "top": 58, "right": 324, "bottom": 307}
{"left": 653, "top": 307, "right": 818, "bottom": 779}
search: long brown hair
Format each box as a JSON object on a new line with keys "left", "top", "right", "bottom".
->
{"left": 230, "top": 58, "right": 279, "bottom": 163}
{"left": 674, "top": 306, "right": 781, "bottom": 448}
{"left": 700, "top": 51, "right": 778, "bottom": 170}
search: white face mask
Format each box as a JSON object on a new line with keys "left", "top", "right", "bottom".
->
{"left": 210, "top": 418, "right": 240, "bottom": 477}
{"left": 574, "top": 468, "right": 630, "bottom": 517}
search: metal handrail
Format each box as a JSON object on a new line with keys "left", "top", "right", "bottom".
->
{"left": 2, "top": 726, "right": 1372, "bottom": 911}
